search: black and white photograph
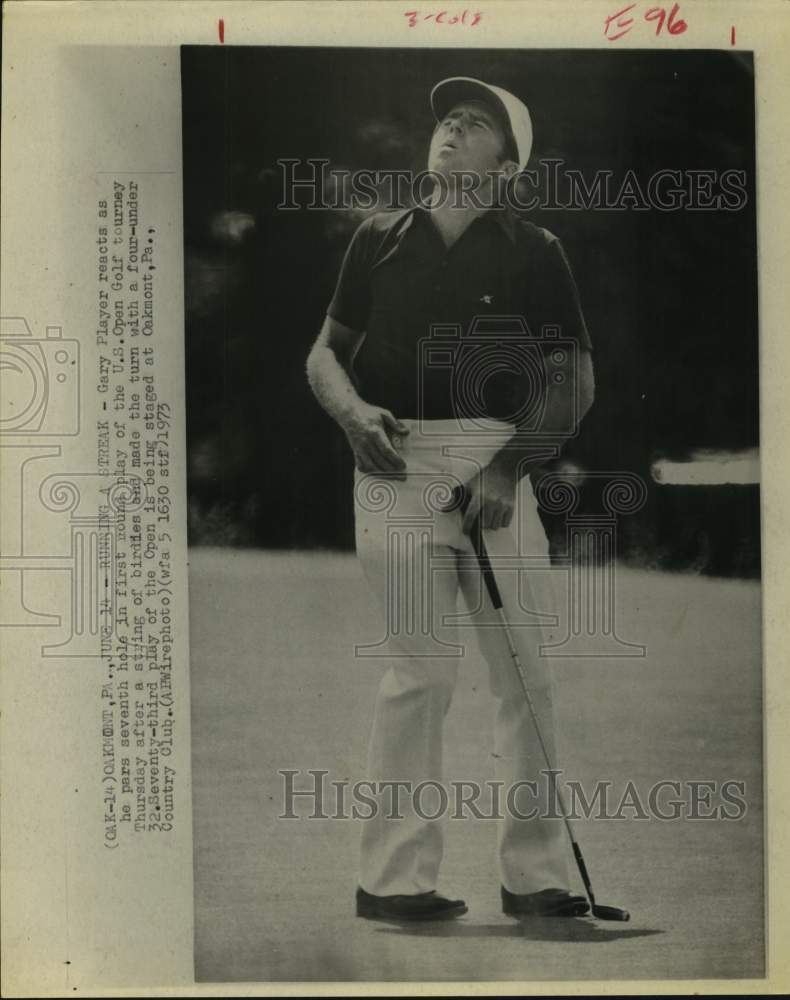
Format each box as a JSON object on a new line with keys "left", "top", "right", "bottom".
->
{"left": 182, "top": 42, "right": 763, "bottom": 984}
{"left": 8, "top": 1, "right": 790, "bottom": 996}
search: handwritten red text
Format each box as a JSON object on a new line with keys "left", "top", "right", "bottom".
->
{"left": 404, "top": 9, "right": 482, "bottom": 27}
{"left": 604, "top": 2, "right": 687, "bottom": 41}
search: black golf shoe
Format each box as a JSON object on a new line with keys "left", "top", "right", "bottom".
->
{"left": 502, "top": 886, "right": 590, "bottom": 917}
{"left": 356, "top": 887, "right": 468, "bottom": 922}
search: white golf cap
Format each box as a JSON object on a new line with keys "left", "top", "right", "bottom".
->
{"left": 430, "top": 77, "right": 533, "bottom": 170}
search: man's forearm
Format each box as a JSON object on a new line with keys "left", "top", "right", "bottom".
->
{"left": 307, "top": 338, "right": 409, "bottom": 478}
{"left": 306, "top": 343, "right": 364, "bottom": 428}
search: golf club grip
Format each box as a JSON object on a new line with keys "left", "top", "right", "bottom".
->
{"left": 470, "top": 517, "right": 504, "bottom": 611}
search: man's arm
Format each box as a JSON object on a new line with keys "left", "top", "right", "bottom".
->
{"left": 306, "top": 315, "right": 409, "bottom": 479}
{"left": 460, "top": 348, "right": 595, "bottom": 533}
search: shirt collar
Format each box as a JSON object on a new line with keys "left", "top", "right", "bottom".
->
{"left": 395, "top": 202, "right": 517, "bottom": 245}
{"left": 488, "top": 205, "right": 518, "bottom": 244}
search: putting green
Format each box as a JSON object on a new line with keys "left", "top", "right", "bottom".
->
{"left": 189, "top": 549, "right": 763, "bottom": 983}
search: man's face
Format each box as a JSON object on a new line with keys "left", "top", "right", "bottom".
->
{"left": 427, "top": 100, "right": 515, "bottom": 180}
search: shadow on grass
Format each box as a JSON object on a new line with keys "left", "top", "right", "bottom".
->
{"left": 374, "top": 917, "right": 664, "bottom": 943}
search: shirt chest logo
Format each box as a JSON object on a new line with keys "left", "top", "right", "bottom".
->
{"left": 479, "top": 294, "right": 494, "bottom": 305}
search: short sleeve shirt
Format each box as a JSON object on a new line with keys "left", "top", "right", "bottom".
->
{"left": 328, "top": 206, "right": 592, "bottom": 421}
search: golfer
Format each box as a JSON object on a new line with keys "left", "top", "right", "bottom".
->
{"left": 307, "top": 77, "right": 596, "bottom": 922}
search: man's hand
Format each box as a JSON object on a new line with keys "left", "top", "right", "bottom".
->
{"left": 459, "top": 466, "right": 517, "bottom": 534}
{"left": 342, "top": 403, "right": 410, "bottom": 479}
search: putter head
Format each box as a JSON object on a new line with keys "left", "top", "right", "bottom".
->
{"left": 591, "top": 904, "right": 630, "bottom": 921}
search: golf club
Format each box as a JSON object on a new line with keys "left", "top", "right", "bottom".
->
{"left": 467, "top": 504, "right": 630, "bottom": 922}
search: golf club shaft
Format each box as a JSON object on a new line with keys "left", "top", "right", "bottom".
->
{"left": 471, "top": 517, "right": 598, "bottom": 909}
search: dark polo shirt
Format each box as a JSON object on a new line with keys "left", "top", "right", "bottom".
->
{"left": 328, "top": 205, "right": 592, "bottom": 421}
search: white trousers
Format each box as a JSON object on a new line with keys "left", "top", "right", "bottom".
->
{"left": 353, "top": 418, "right": 569, "bottom": 896}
